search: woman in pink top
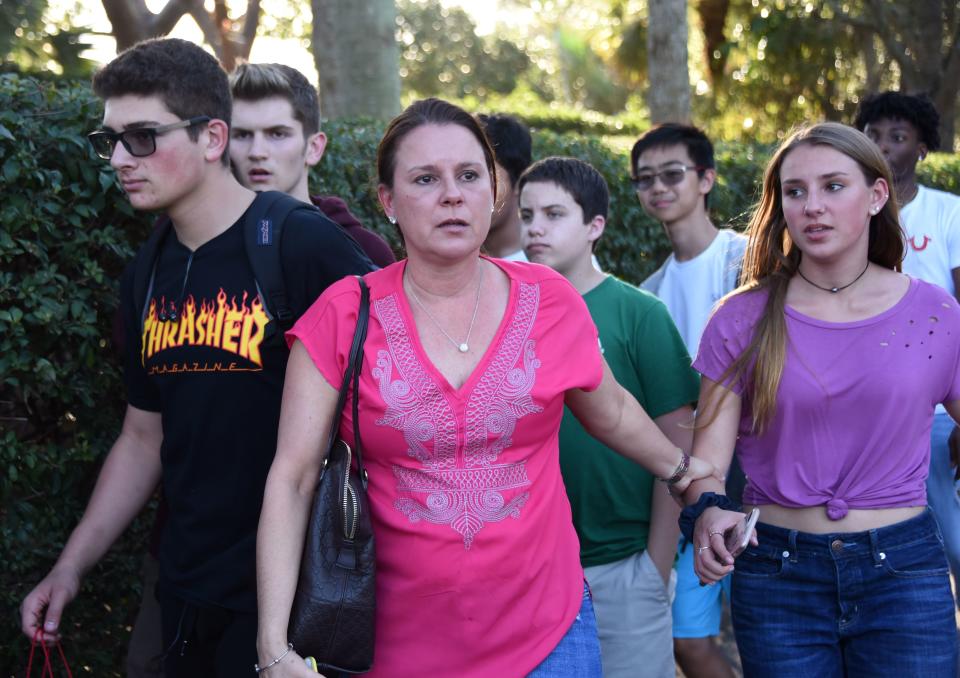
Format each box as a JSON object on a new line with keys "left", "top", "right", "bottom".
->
{"left": 254, "top": 98, "right": 718, "bottom": 677}
{"left": 681, "top": 123, "right": 960, "bottom": 676}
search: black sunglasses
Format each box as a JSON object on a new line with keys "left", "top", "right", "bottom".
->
{"left": 631, "top": 164, "right": 706, "bottom": 192}
{"left": 87, "top": 116, "right": 212, "bottom": 160}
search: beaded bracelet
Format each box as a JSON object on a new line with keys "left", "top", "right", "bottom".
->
{"left": 658, "top": 451, "right": 690, "bottom": 485}
{"left": 255, "top": 642, "right": 293, "bottom": 674}
{"left": 678, "top": 492, "right": 742, "bottom": 541}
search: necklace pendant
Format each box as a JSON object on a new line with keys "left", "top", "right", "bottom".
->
{"left": 458, "top": 343, "right": 469, "bottom": 353}
{"left": 830, "top": 287, "right": 839, "bottom": 293}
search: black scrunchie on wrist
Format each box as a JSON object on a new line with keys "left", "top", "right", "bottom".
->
{"left": 679, "top": 492, "right": 743, "bottom": 541}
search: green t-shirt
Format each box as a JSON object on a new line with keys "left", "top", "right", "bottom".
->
{"left": 559, "top": 276, "right": 700, "bottom": 568}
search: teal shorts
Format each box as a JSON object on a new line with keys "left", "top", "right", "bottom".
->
{"left": 672, "top": 538, "right": 731, "bottom": 638}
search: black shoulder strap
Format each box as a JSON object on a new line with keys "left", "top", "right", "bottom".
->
{"left": 325, "top": 276, "right": 370, "bottom": 487}
{"left": 133, "top": 216, "right": 174, "bottom": 327}
{"left": 242, "top": 190, "right": 319, "bottom": 335}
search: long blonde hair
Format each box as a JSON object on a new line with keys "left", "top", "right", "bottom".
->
{"left": 708, "top": 123, "right": 904, "bottom": 433}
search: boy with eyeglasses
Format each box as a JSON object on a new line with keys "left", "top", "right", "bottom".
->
{"left": 633, "top": 123, "right": 745, "bottom": 678}
{"left": 19, "top": 38, "right": 373, "bottom": 676}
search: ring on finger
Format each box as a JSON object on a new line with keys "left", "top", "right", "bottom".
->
{"left": 708, "top": 530, "right": 723, "bottom": 538}
{"left": 697, "top": 545, "right": 710, "bottom": 554}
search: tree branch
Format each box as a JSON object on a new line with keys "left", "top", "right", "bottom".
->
{"left": 100, "top": 0, "right": 149, "bottom": 51}
{"left": 239, "top": 0, "right": 261, "bottom": 61}
{"left": 187, "top": 4, "right": 224, "bottom": 62}
{"left": 940, "top": 25, "right": 960, "bottom": 90}
{"left": 152, "top": 0, "right": 191, "bottom": 36}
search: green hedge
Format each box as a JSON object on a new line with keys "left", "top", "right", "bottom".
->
{"left": 3, "top": 73, "right": 960, "bottom": 674}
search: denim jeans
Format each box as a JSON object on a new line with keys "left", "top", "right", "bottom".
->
{"left": 926, "top": 410, "right": 960, "bottom": 607}
{"left": 731, "top": 510, "right": 957, "bottom": 678}
{"left": 527, "top": 582, "right": 603, "bottom": 677}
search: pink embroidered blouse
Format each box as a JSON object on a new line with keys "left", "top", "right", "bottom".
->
{"left": 288, "top": 258, "right": 604, "bottom": 677}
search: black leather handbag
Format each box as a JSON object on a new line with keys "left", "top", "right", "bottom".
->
{"left": 288, "top": 277, "right": 375, "bottom": 673}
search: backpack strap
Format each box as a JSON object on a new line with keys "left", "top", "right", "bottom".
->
{"left": 242, "top": 190, "right": 319, "bottom": 336}
{"left": 132, "top": 216, "right": 174, "bottom": 328}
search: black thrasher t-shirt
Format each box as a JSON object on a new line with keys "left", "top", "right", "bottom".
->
{"left": 121, "top": 205, "right": 374, "bottom": 611}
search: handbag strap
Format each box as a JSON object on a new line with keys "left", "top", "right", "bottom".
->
{"left": 324, "top": 276, "right": 370, "bottom": 486}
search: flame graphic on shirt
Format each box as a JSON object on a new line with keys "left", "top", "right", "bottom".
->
{"left": 141, "top": 289, "right": 270, "bottom": 367}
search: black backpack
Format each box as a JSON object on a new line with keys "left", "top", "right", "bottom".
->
{"left": 132, "top": 190, "right": 318, "bottom": 338}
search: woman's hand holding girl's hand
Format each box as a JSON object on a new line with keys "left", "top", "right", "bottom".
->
{"left": 669, "top": 456, "right": 724, "bottom": 496}
{"left": 692, "top": 507, "right": 748, "bottom": 584}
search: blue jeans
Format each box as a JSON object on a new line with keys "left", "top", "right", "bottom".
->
{"left": 731, "top": 510, "right": 957, "bottom": 678}
{"left": 926, "top": 410, "right": 960, "bottom": 607}
{"left": 527, "top": 583, "right": 603, "bottom": 677}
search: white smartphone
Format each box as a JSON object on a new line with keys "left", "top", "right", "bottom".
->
{"left": 724, "top": 507, "right": 760, "bottom": 557}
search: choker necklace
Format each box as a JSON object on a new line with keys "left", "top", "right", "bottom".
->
{"left": 796, "top": 261, "right": 870, "bottom": 294}
{"left": 407, "top": 265, "right": 484, "bottom": 353}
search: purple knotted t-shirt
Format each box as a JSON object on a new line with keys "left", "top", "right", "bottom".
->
{"left": 695, "top": 277, "right": 960, "bottom": 519}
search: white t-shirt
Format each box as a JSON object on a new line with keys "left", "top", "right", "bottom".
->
{"left": 654, "top": 229, "right": 746, "bottom": 357}
{"left": 899, "top": 185, "right": 960, "bottom": 296}
{"left": 900, "top": 184, "right": 960, "bottom": 415}
{"left": 501, "top": 249, "right": 528, "bottom": 262}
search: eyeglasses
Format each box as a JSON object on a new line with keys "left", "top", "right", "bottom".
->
{"left": 87, "top": 116, "right": 211, "bottom": 160}
{"left": 631, "top": 164, "right": 706, "bottom": 192}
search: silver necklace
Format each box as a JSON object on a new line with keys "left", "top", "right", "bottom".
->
{"left": 406, "top": 265, "right": 484, "bottom": 353}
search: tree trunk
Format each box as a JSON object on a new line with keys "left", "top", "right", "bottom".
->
{"left": 696, "top": 0, "right": 730, "bottom": 87}
{"left": 832, "top": 0, "right": 959, "bottom": 150}
{"left": 311, "top": 0, "right": 401, "bottom": 119}
{"left": 646, "top": 0, "right": 691, "bottom": 123}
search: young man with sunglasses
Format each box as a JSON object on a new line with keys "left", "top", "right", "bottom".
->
{"left": 19, "top": 38, "right": 373, "bottom": 676}
{"left": 633, "top": 123, "right": 745, "bottom": 678}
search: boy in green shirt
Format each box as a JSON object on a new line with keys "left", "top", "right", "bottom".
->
{"left": 520, "top": 157, "right": 699, "bottom": 677}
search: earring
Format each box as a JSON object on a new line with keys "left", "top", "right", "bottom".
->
{"left": 388, "top": 215, "right": 397, "bottom": 225}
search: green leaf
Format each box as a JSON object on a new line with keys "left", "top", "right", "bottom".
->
{"left": 2, "top": 156, "right": 20, "bottom": 182}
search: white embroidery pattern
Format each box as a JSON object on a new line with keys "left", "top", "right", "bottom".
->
{"left": 464, "top": 282, "right": 542, "bottom": 466}
{"left": 372, "top": 282, "right": 542, "bottom": 548}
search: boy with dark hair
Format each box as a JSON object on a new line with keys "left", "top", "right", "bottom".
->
{"left": 479, "top": 113, "right": 532, "bottom": 260}
{"left": 20, "top": 38, "right": 373, "bottom": 676}
{"left": 229, "top": 62, "right": 395, "bottom": 268}
{"left": 520, "top": 156, "right": 699, "bottom": 678}
{"left": 856, "top": 90, "right": 960, "bottom": 604}
{"left": 633, "top": 123, "right": 745, "bottom": 678}
{"left": 855, "top": 91, "right": 957, "bottom": 297}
